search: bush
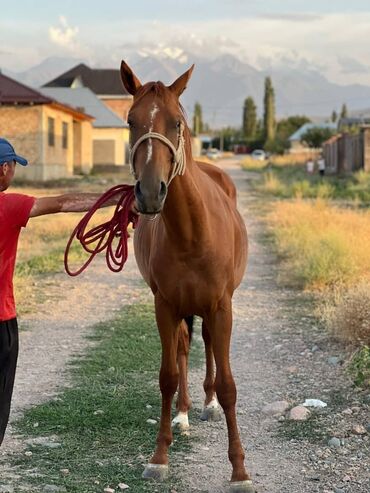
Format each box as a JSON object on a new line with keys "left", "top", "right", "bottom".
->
{"left": 348, "top": 346, "right": 370, "bottom": 387}
{"left": 319, "top": 282, "right": 370, "bottom": 345}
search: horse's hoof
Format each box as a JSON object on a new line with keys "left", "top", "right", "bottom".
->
{"left": 172, "top": 412, "right": 190, "bottom": 431}
{"left": 230, "top": 480, "right": 256, "bottom": 493}
{"left": 142, "top": 463, "right": 169, "bottom": 481}
{"left": 200, "top": 406, "right": 222, "bottom": 422}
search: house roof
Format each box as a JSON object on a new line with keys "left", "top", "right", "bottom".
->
{"left": 43, "top": 63, "right": 130, "bottom": 97}
{"left": 41, "top": 87, "right": 127, "bottom": 128}
{"left": 0, "top": 72, "right": 52, "bottom": 104}
{"left": 289, "top": 122, "right": 337, "bottom": 142}
{"left": 0, "top": 72, "right": 93, "bottom": 121}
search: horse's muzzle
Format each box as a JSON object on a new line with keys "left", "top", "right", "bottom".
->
{"left": 134, "top": 180, "right": 167, "bottom": 214}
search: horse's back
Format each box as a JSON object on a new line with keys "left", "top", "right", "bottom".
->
{"left": 195, "top": 161, "right": 237, "bottom": 203}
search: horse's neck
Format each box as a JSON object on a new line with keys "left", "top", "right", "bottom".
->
{"left": 161, "top": 159, "right": 207, "bottom": 246}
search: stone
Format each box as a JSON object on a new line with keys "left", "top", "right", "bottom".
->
{"left": 60, "top": 469, "right": 69, "bottom": 475}
{"left": 25, "top": 437, "right": 61, "bottom": 449}
{"left": 261, "top": 400, "right": 290, "bottom": 416}
{"left": 25, "top": 451, "right": 33, "bottom": 456}
{"left": 342, "top": 408, "right": 353, "bottom": 415}
{"left": 288, "top": 405, "right": 310, "bottom": 421}
{"left": 43, "top": 486, "right": 67, "bottom": 493}
{"left": 118, "top": 484, "right": 129, "bottom": 490}
{"left": 146, "top": 419, "right": 157, "bottom": 425}
{"left": 327, "top": 356, "right": 341, "bottom": 366}
{"left": 0, "top": 485, "right": 14, "bottom": 493}
{"left": 103, "top": 489, "right": 115, "bottom": 493}
{"left": 351, "top": 424, "right": 367, "bottom": 435}
{"left": 328, "top": 437, "right": 341, "bottom": 448}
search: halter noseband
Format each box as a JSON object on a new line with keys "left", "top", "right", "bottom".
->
{"left": 129, "top": 122, "right": 186, "bottom": 184}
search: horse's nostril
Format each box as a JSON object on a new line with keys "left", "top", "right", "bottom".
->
{"left": 159, "top": 181, "right": 167, "bottom": 199}
{"left": 135, "top": 181, "right": 145, "bottom": 202}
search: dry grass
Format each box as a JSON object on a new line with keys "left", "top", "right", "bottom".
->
{"left": 269, "top": 199, "right": 370, "bottom": 352}
{"left": 269, "top": 199, "right": 370, "bottom": 290}
{"left": 318, "top": 282, "right": 370, "bottom": 345}
{"left": 241, "top": 157, "right": 267, "bottom": 170}
{"left": 269, "top": 152, "right": 319, "bottom": 167}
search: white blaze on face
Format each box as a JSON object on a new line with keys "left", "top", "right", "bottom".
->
{"left": 146, "top": 103, "right": 159, "bottom": 164}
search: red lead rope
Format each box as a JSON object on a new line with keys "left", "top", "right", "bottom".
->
{"left": 64, "top": 184, "right": 138, "bottom": 276}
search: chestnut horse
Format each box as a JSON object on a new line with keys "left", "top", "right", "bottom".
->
{"left": 120, "top": 61, "right": 253, "bottom": 492}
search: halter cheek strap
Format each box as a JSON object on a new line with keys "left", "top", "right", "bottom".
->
{"left": 129, "top": 123, "right": 186, "bottom": 184}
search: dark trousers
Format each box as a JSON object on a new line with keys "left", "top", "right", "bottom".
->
{"left": 0, "top": 318, "right": 19, "bottom": 447}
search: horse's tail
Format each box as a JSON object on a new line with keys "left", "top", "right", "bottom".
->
{"left": 184, "top": 315, "right": 195, "bottom": 344}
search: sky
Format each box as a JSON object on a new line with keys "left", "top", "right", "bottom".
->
{"left": 1, "top": 0, "right": 370, "bottom": 86}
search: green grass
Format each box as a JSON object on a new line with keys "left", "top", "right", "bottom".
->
{"left": 15, "top": 244, "right": 84, "bottom": 277}
{"left": 348, "top": 346, "right": 370, "bottom": 388}
{"left": 277, "top": 412, "right": 326, "bottom": 443}
{"left": 10, "top": 305, "right": 202, "bottom": 492}
{"left": 246, "top": 162, "right": 370, "bottom": 204}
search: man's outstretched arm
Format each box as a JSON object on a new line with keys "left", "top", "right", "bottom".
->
{"left": 29, "top": 192, "right": 121, "bottom": 218}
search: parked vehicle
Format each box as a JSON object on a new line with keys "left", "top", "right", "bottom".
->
{"left": 206, "top": 148, "right": 222, "bottom": 159}
{"left": 250, "top": 149, "right": 267, "bottom": 160}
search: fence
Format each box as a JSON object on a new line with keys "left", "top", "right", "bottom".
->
{"left": 323, "top": 127, "right": 370, "bottom": 173}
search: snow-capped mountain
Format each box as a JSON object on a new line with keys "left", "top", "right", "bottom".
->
{"left": 5, "top": 48, "right": 370, "bottom": 128}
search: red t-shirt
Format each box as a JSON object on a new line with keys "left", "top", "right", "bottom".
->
{"left": 0, "top": 192, "right": 35, "bottom": 321}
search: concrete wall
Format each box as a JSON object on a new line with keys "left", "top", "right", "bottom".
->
{"left": 92, "top": 127, "right": 130, "bottom": 167}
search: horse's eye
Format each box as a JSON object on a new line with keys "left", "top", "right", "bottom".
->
{"left": 128, "top": 119, "right": 134, "bottom": 128}
{"left": 176, "top": 120, "right": 181, "bottom": 129}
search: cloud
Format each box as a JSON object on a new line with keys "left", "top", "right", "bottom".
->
{"left": 257, "top": 12, "right": 322, "bottom": 23}
{"left": 49, "top": 16, "right": 79, "bottom": 49}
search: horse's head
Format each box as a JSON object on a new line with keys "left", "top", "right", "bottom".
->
{"left": 120, "top": 61, "right": 194, "bottom": 214}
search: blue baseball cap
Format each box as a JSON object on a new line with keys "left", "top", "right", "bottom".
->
{"left": 0, "top": 138, "right": 28, "bottom": 166}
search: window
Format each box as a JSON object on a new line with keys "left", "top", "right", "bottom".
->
{"left": 62, "top": 122, "right": 68, "bottom": 149}
{"left": 48, "top": 117, "right": 55, "bottom": 147}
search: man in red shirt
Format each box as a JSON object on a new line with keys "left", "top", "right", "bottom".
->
{"left": 0, "top": 138, "right": 121, "bottom": 446}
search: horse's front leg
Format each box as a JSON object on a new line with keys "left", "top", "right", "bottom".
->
{"left": 205, "top": 296, "right": 255, "bottom": 493}
{"left": 172, "top": 319, "right": 192, "bottom": 432}
{"left": 143, "top": 294, "right": 180, "bottom": 481}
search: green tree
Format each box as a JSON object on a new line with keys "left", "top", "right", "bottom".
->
{"left": 331, "top": 110, "right": 338, "bottom": 123}
{"left": 273, "top": 115, "right": 311, "bottom": 153}
{"left": 192, "top": 102, "right": 203, "bottom": 135}
{"left": 263, "top": 76, "right": 276, "bottom": 143}
{"left": 340, "top": 103, "right": 348, "bottom": 119}
{"left": 242, "top": 97, "right": 257, "bottom": 140}
{"left": 301, "top": 127, "right": 335, "bottom": 148}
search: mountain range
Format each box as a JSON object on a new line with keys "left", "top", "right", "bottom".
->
{"left": 3, "top": 49, "right": 370, "bottom": 128}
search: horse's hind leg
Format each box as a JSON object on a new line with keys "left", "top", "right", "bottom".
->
{"left": 143, "top": 294, "right": 180, "bottom": 481}
{"left": 200, "top": 320, "right": 222, "bottom": 422}
{"left": 172, "top": 319, "right": 191, "bottom": 431}
{"left": 205, "top": 297, "right": 255, "bottom": 492}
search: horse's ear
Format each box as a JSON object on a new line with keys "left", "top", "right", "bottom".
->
{"left": 120, "top": 60, "right": 142, "bottom": 96}
{"left": 168, "top": 65, "right": 194, "bottom": 97}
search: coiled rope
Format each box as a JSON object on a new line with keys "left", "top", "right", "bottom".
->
{"left": 64, "top": 184, "right": 138, "bottom": 276}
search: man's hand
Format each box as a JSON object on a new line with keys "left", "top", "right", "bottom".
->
{"left": 30, "top": 192, "right": 121, "bottom": 218}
